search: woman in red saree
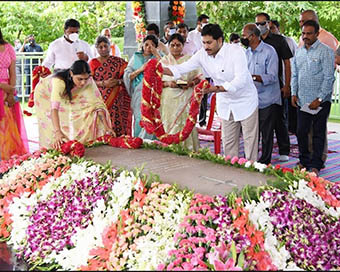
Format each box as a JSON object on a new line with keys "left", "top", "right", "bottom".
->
{"left": 89, "top": 35, "right": 132, "bottom": 137}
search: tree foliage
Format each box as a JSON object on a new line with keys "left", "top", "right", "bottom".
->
{"left": 196, "top": 1, "right": 340, "bottom": 43}
{"left": 0, "top": 1, "right": 126, "bottom": 50}
{"left": 1, "top": 1, "right": 339, "bottom": 51}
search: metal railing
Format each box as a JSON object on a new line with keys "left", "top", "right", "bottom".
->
{"left": 15, "top": 53, "right": 340, "bottom": 120}
{"left": 15, "top": 52, "right": 45, "bottom": 105}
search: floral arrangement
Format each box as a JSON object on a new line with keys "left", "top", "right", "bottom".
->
{"left": 140, "top": 59, "right": 209, "bottom": 144}
{"left": 0, "top": 151, "right": 71, "bottom": 241}
{"left": 168, "top": 0, "right": 186, "bottom": 24}
{"left": 131, "top": 1, "right": 147, "bottom": 44}
{"left": 1, "top": 140, "right": 340, "bottom": 270}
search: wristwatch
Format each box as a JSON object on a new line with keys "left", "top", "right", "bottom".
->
{"left": 252, "top": 76, "right": 257, "bottom": 81}
{"left": 317, "top": 97, "right": 322, "bottom": 103}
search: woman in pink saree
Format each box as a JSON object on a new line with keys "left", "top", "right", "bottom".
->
{"left": 0, "top": 28, "right": 29, "bottom": 160}
{"left": 34, "top": 60, "right": 114, "bottom": 149}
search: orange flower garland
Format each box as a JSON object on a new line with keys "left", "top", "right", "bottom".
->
{"left": 131, "top": 1, "right": 147, "bottom": 44}
{"left": 140, "top": 58, "right": 210, "bottom": 144}
{"left": 168, "top": 0, "right": 186, "bottom": 24}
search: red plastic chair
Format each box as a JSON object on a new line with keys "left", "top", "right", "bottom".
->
{"left": 197, "top": 93, "right": 222, "bottom": 154}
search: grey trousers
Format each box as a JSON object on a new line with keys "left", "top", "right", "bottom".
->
{"left": 221, "top": 107, "right": 259, "bottom": 162}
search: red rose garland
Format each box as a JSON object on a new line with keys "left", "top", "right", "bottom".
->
{"left": 59, "top": 135, "right": 143, "bottom": 157}
{"left": 60, "top": 140, "right": 85, "bottom": 157}
{"left": 140, "top": 58, "right": 210, "bottom": 144}
{"left": 24, "top": 65, "right": 52, "bottom": 116}
{"left": 87, "top": 135, "right": 143, "bottom": 149}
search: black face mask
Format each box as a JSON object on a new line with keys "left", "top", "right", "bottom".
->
{"left": 240, "top": 37, "right": 249, "bottom": 47}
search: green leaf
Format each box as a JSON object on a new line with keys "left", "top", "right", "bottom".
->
{"left": 230, "top": 240, "right": 237, "bottom": 262}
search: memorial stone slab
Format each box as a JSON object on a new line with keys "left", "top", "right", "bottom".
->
{"left": 85, "top": 146, "right": 274, "bottom": 196}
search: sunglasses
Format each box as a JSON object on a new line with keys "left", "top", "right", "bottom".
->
{"left": 255, "top": 21, "right": 267, "bottom": 26}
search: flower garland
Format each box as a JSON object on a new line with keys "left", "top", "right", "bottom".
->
{"left": 140, "top": 58, "right": 209, "bottom": 144}
{"left": 168, "top": 1, "right": 186, "bottom": 24}
{"left": 132, "top": 1, "right": 147, "bottom": 44}
{"left": 24, "top": 65, "right": 52, "bottom": 116}
{"left": 59, "top": 135, "right": 143, "bottom": 158}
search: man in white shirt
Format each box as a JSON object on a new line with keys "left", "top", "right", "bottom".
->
{"left": 146, "top": 23, "right": 169, "bottom": 55}
{"left": 163, "top": 24, "right": 259, "bottom": 162}
{"left": 92, "top": 28, "right": 121, "bottom": 58}
{"left": 176, "top": 23, "right": 199, "bottom": 56}
{"left": 187, "top": 14, "right": 209, "bottom": 51}
{"left": 42, "top": 19, "right": 93, "bottom": 71}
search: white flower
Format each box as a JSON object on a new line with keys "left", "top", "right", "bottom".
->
{"left": 246, "top": 197, "right": 295, "bottom": 270}
{"left": 126, "top": 190, "right": 192, "bottom": 270}
{"left": 253, "top": 161, "right": 267, "bottom": 172}
{"left": 244, "top": 161, "right": 252, "bottom": 168}
{"left": 294, "top": 179, "right": 340, "bottom": 219}
{"left": 51, "top": 170, "right": 139, "bottom": 270}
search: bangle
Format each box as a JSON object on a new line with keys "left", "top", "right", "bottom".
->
{"left": 102, "top": 80, "right": 105, "bottom": 87}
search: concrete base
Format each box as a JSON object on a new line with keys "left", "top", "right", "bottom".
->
{"left": 85, "top": 145, "right": 273, "bottom": 196}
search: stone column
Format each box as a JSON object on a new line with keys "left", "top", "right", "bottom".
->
{"left": 123, "top": 1, "right": 197, "bottom": 60}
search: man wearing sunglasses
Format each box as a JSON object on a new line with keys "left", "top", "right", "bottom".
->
{"left": 255, "top": 12, "right": 293, "bottom": 163}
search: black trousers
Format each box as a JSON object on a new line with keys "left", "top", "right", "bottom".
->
{"left": 283, "top": 95, "right": 298, "bottom": 134}
{"left": 274, "top": 94, "right": 290, "bottom": 155}
{"left": 259, "top": 104, "right": 278, "bottom": 165}
{"left": 297, "top": 101, "right": 331, "bottom": 171}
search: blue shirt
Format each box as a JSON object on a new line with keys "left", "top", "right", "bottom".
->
{"left": 291, "top": 39, "right": 335, "bottom": 106}
{"left": 245, "top": 41, "right": 281, "bottom": 109}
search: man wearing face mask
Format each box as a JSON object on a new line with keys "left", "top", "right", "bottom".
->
{"left": 255, "top": 12, "right": 293, "bottom": 163}
{"left": 42, "top": 19, "right": 93, "bottom": 72}
{"left": 19, "top": 34, "right": 43, "bottom": 96}
{"left": 242, "top": 24, "right": 281, "bottom": 164}
{"left": 187, "top": 14, "right": 210, "bottom": 51}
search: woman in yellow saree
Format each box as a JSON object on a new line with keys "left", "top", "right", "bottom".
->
{"left": 160, "top": 33, "right": 203, "bottom": 151}
{"left": 34, "top": 60, "right": 114, "bottom": 149}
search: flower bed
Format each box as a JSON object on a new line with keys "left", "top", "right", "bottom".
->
{"left": 1, "top": 145, "right": 340, "bottom": 270}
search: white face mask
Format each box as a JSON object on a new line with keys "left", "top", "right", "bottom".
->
{"left": 68, "top": 33, "right": 79, "bottom": 42}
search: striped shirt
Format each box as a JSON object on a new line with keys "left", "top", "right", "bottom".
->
{"left": 291, "top": 39, "right": 335, "bottom": 106}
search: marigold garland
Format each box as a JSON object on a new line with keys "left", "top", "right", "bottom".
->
{"left": 132, "top": 1, "right": 147, "bottom": 44}
{"left": 168, "top": 0, "right": 186, "bottom": 24}
{"left": 140, "top": 58, "right": 209, "bottom": 145}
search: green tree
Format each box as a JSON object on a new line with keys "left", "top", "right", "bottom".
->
{"left": 196, "top": 1, "right": 339, "bottom": 43}
{"left": 0, "top": 1, "right": 126, "bottom": 50}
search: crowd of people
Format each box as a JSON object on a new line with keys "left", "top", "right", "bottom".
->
{"left": 1, "top": 9, "right": 340, "bottom": 177}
